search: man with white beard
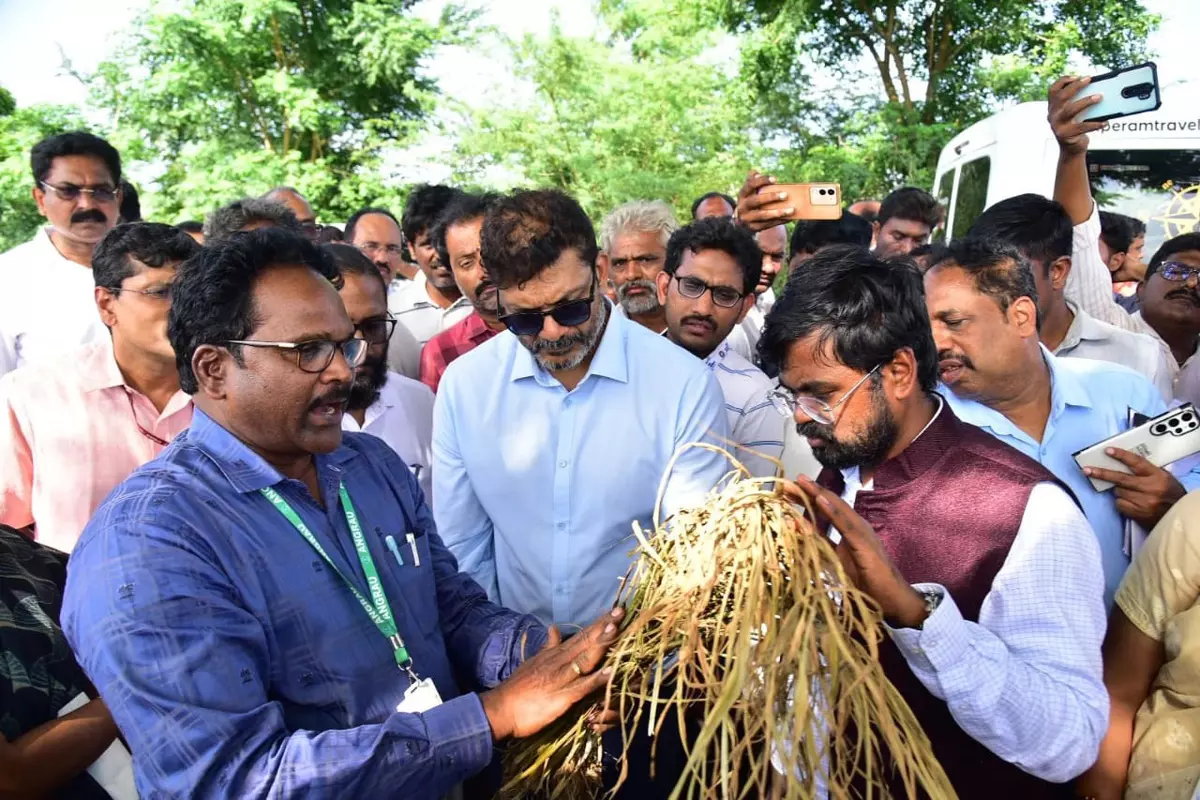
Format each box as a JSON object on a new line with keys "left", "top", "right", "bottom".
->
{"left": 596, "top": 200, "right": 678, "bottom": 334}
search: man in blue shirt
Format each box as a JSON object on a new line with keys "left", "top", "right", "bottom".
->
{"left": 924, "top": 239, "right": 1200, "bottom": 605}
{"left": 434, "top": 190, "right": 730, "bottom": 631}
{"left": 62, "top": 229, "right": 624, "bottom": 799}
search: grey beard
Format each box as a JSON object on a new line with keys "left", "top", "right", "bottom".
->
{"left": 617, "top": 280, "right": 661, "bottom": 316}
{"left": 531, "top": 300, "right": 608, "bottom": 373}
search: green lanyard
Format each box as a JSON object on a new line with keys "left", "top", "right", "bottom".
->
{"left": 260, "top": 482, "right": 416, "bottom": 677}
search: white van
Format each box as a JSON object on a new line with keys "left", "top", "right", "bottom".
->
{"left": 932, "top": 82, "right": 1200, "bottom": 255}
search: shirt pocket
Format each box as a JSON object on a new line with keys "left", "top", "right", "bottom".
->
{"left": 375, "top": 526, "right": 439, "bottom": 638}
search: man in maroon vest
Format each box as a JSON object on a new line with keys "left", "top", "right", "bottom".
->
{"left": 760, "top": 246, "right": 1107, "bottom": 797}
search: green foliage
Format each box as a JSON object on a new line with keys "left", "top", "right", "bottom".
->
{"left": 0, "top": 97, "right": 88, "bottom": 251}
{"left": 448, "top": 16, "right": 762, "bottom": 222}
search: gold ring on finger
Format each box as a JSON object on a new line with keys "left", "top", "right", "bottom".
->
{"left": 571, "top": 659, "right": 583, "bottom": 676}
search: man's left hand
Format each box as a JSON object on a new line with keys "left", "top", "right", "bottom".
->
{"left": 1083, "top": 447, "right": 1186, "bottom": 529}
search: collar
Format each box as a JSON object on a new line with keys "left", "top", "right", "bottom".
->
{"left": 462, "top": 311, "right": 500, "bottom": 342}
{"left": 1059, "top": 302, "right": 1114, "bottom": 351}
{"left": 757, "top": 287, "right": 776, "bottom": 314}
{"left": 704, "top": 339, "right": 732, "bottom": 369}
{"left": 509, "top": 301, "right": 629, "bottom": 386}
{"left": 837, "top": 395, "right": 945, "bottom": 488}
{"left": 188, "top": 407, "right": 358, "bottom": 494}
{"left": 76, "top": 338, "right": 128, "bottom": 393}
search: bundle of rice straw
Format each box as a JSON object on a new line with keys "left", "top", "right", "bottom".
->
{"left": 500, "top": 445, "right": 955, "bottom": 800}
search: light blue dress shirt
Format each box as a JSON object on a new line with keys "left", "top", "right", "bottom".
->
{"left": 943, "top": 348, "right": 1200, "bottom": 607}
{"left": 433, "top": 305, "right": 731, "bottom": 630}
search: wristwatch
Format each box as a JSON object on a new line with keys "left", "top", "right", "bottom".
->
{"left": 918, "top": 588, "right": 943, "bottom": 627}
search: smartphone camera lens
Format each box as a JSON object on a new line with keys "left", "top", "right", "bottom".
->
{"left": 1169, "top": 417, "right": 1181, "bottom": 428}
{"left": 1153, "top": 424, "right": 1166, "bottom": 434}
{"left": 1182, "top": 412, "right": 1195, "bottom": 423}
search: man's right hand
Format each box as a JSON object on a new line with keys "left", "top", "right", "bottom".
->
{"left": 735, "top": 170, "right": 794, "bottom": 232}
{"left": 1047, "top": 76, "right": 1107, "bottom": 158}
{"left": 480, "top": 607, "right": 623, "bottom": 741}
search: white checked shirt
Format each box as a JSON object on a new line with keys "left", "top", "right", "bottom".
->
{"left": 340, "top": 372, "right": 434, "bottom": 504}
{"left": 0, "top": 228, "right": 107, "bottom": 378}
{"left": 386, "top": 272, "right": 472, "bottom": 379}
{"left": 704, "top": 341, "right": 784, "bottom": 477}
{"left": 1065, "top": 202, "right": 1200, "bottom": 406}
{"left": 775, "top": 401, "right": 1108, "bottom": 786}
{"left": 1054, "top": 302, "right": 1175, "bottom": 401}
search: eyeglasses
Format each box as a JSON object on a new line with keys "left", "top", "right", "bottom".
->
{"left": 38, "top": 181, "right": 118, "bottom": 203}
{"left": 768, "top": 364, "right": 882, "bottom": 424}
{"left": 358, "top": 242, "right": 404, "bottom": 257}
{"left": 498, "top": 275, "right": 597, "bottom": 337}
{"left": 112, "top": 284, "right": 173, "bottom": 301}
{"left": 354, "top": 315, "right": 397, "bottom": 345}
{"left": 1159, "top": 261, "right": 1200, "bottom": 282}
{"left": 673, "top": 275, "right": 745, "bottom": 309}
{"left": 226, "top": 337, "right": 368, "bottom": 373}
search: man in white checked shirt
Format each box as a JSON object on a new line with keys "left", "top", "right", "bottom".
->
{"left": 657, "top": 217, "right": 785, "bottom": 477}
{"left": 762, "top": 246, "right": 1106, "bottom": 798}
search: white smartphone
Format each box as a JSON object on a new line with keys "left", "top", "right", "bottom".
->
{"left": 1073, "top": 62, "right": 1161, "bottom": 123}
{"left": 1074, "top": 403, "right": 1200, "bottom": 492}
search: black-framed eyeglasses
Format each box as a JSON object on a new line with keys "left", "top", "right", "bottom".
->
{"left": 498, "top": 274, "right": 597, "bottom": 337}
{"left": 39, "top": 181, "right": 118, "bottom": 203}
{"left": 354, "top": 315, "right": 397, "bottom": 346}
{"left": 768, "top": 364, "right": 882, "bottom": 424}
{"left": 673, "top": 274, "right": 745, "bottom": 309}
{"left": 225, "top": 337, "right": 368, "bottom": 373}
{"left": 1159, "top": 261, "right": 1200, "bottom": 282}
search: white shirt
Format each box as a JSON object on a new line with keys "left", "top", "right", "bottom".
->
{"left": 340, "top": 372, "right": 434, "bottom": 503}
{"left": 386, "top": 271, "right": 472, "bottom": 379}
{"left": 0, "top": 228, "right": 106, "bottom": 378}
{"left": 1065, "top": 202, "right": 1200, "bottom": 406}
{"left": 726, "top": 288, "right": 775, "bottom": 363}
{"left": 1054, "top": 302, "right": 1175, "bottom": 401}
{"left": 704, "top": 341, "right": 784, "bottom": 477}
{"left": 775, "top": 401, "right": 1108, "bottom": 786}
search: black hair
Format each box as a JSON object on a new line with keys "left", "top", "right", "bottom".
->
{"left": 789, "top": 213, "right": 872, "bottom": 259}
{"left": 30, "top": 131, "right": 121, "bottom": 186}
{"left": 664, "top": 217, "right": 763, "bottom": 295}
{"left": 176, "top": 220, "right": 203, "bottom": 234}
{"left": 203, "top": 198, "right": 300, "bottom": 243}
{"left": 927, "top": 238, "right": 1040, "bottom": 328}
{"left": 119, "top": 180, "right": 141, "bottom": 222}
{"left": 430, "top": 192, "right": 502, "bottom": 268}
{"left": 168, "top": 228, "right": 340, "bottom": 394}
{"left": 1148, "top": 232, "right": 1200, "bottom": 277}
{"left": 1099, "top": 211, "right": 1144, "bottom": 255}
{"left": 967, "top": 193, "right": 1072, "bottom": 272}
{"left": 323, "top": 242, "right": 386, "bottom": 295}
{"left": 480, "top": 189, "right": 599, "bottom": 290}
{"left": 402, "top": 184, "right": 461, "bottom": 242}
{"left": 344, "top": 207, "right": 400, "bottom": 243}
{"left": 92, "top": 222, "right": 201, "bottom": 291}
{"left": 908, "top": 242, "right": 949, "bottom": 274}
{"left": 690, "top": 191, "right": 736, "bottom": 219}
{"left": 315, "top": 225, "right": 344, "bottom": 244}
{"left": 758, "top": 245, "right": 939, "bottom": 391}
{"left": 877, "top": 187, "right": 941, "bottom": 229}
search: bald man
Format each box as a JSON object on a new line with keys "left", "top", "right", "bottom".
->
{"left": 263, "top": 187, "right": 317, "bottom": 240}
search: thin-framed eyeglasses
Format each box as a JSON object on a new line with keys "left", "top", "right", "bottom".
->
{"left": 769, "top": 364, "right": 883, "bottom": 424}
{"left": 1159, "top": 261, "right": 1200, "bottom": 283}
{"left": 353, "top": 315, "right": 397, "bottom": 346}
{"left": 672, "top": 274, "right": 745, "bottom": 309}
{"left": 498, "top": 273, "right": 597, "bottom": 337}
{"left": 358, "top": 242, "right": 404, "bottom": 257}
{"left": 225, "top": 337, "right": 368, "bottom": 374}
{"left": 38, "top": 181, "right": 118, "bottom": 203}
{"left": 110, "top": 284, "right": 173, "bottom": 301}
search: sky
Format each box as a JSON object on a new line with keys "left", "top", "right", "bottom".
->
{"left": 0, "top": 0, "right": 1196, "bottom": 183}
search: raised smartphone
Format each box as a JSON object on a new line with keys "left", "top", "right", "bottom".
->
{"left": 756, "top": 183, "right": 842, "bottom": 221}
{"left": 1073, "top": 403, "right": 1200, "bottom": 492}
{"left": 1073, "top": 62, "right": 1161, "bottom": 123}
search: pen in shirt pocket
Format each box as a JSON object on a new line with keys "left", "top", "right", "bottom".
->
{"left": 384, "top": 535, "right": 405, "bottom": 567}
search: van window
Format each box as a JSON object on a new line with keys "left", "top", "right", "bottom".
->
{"left": 951, "top": 156, "right": 991, "bottom": 238}
{"left": 933, "top": 169, "right": 955, "bottom": 243}
{"left": 1088, "top": 149, "right": 1200, "bottom": 256}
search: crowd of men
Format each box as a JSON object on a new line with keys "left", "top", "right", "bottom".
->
{"left": 0, "top": 73, "right": 1198, "bottom": 800}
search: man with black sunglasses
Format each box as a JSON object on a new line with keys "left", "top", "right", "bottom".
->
{"left": 0, "top": 222, "right": 198, "bottom": 553}
{"left": 326, "top": 243, "right": 436, "bottom": 503}
{"left": 433, "top": 189, "right": 730, "bottom": 635}
{"left": 657, "top": 218, "right": 784, "bottom": 477}
{"left": 0, "top": 131, "right": 124, "bottom": 377}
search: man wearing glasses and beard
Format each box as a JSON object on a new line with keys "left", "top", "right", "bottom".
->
{"left": 433, "top": 189, "right": 729, "bottom": 635}
{"left": 0, "top": 131, "right": 125, "bottom": 377}
{"left": 326, "top": 244, "right": 435, "bottom": 504}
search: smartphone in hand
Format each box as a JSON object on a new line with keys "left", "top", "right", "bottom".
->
{"left": 756, "top": 183, "right": 842, "bottom": 221}
{"left": 1073, "top": 62, "right": 1161, "bottom": 124}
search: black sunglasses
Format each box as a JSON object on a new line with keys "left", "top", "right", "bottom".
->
{"left": 498, "top": 274, "right": 597, "bottom": 337}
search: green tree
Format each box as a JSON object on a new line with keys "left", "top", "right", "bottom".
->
{"left": 448, "top": 16, "right": 764, "bottom": 222}
{"left": 89, "top": 0, "right": 471, "bottom": 222}
{"left": 0, "top": 88, "right": 87, "bottom": 251}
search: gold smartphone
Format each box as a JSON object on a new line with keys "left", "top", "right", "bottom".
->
{"left": 756, "top": 183, "right": 842, "bottom": 221}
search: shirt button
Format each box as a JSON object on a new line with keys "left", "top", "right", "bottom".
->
{"left": 556, "top": 522, "right": 566, "bottom": 530}
{"left": 558, "top": 460, "right": 568, "bottom": 468}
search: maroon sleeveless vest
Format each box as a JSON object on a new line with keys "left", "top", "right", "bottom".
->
{"left": 817, "top": 404, "right": 1075, "bottom": 799}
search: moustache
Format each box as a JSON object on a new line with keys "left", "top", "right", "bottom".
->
{"left": 937, "top": 349, "right": 976, "bottom": 370}
{"left": 309, "top": 384, "right": 352, "bottom": 411}
{"left": 795, "top": 420, "right": 834, "bottom": 441}
{"left": 616, "top": 279, "right": 656, "bottom": 298}
{"left": 680, "top": 314, "right": 716, "bottom": 332}
{"left": 1167, "top": 288, "right": 1200, "bottom": 303}
{"left": 71, "top": 209, "right": 108, "bottom": 225}
{"left": 475, "top": 280, "right": 496, "bottom": 301}
{"left": 533, "top": 331, "right": 587, "bottom": 354}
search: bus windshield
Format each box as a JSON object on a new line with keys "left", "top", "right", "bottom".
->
{"left": 1088, "top": 149, "right": 1200, "bottom": 256}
